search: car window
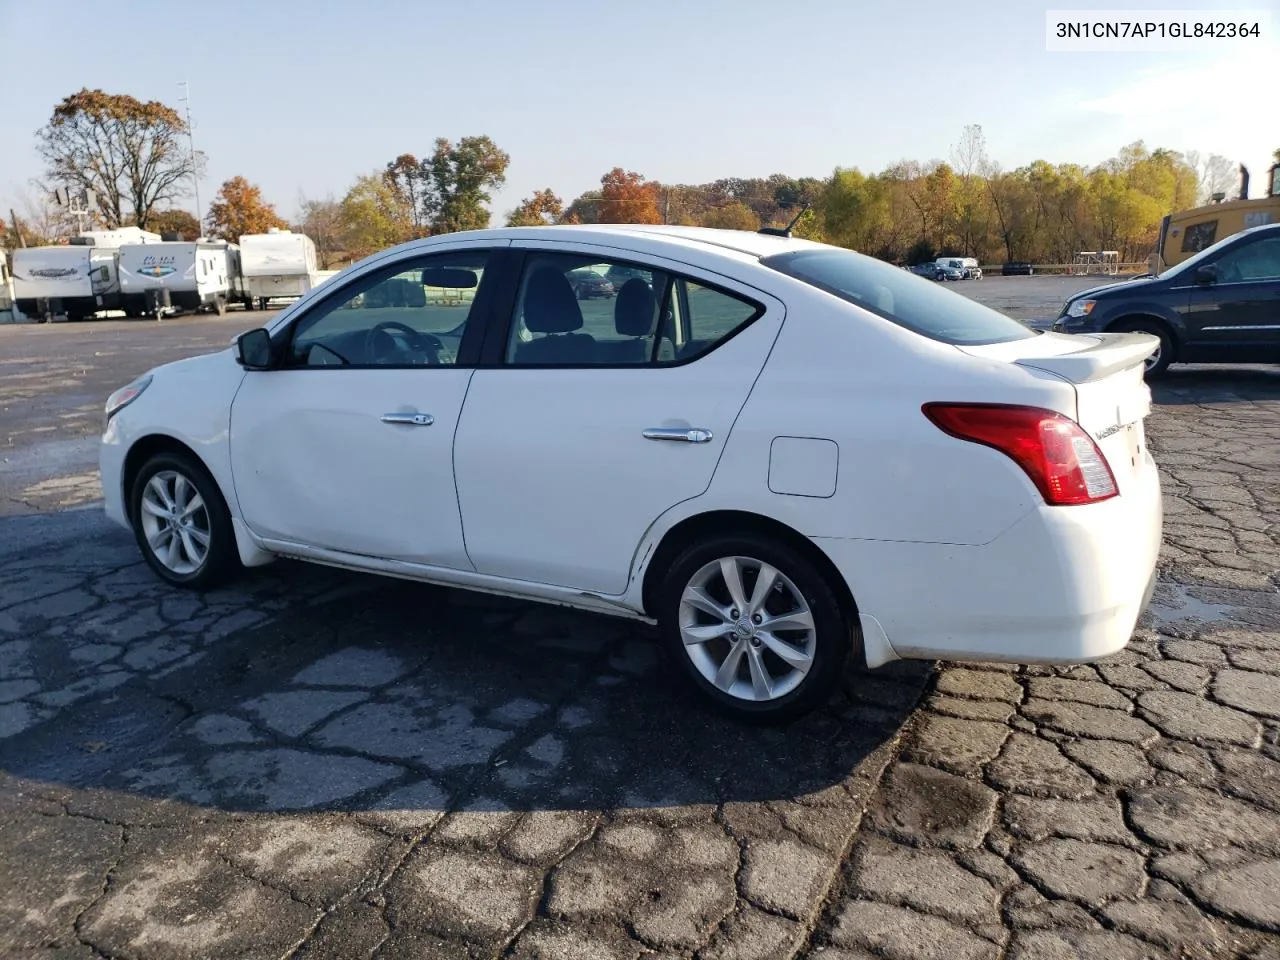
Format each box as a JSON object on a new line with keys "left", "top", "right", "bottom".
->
{"left": 661, "top": 280, "right": 761, "bottom": 362}
{"left": 503, "top": 253, "right": 763, "bottom": 366}
{"left": 763, "top": 247, "right": 1037, "bottom": 345}
{"left": 1213, "top": 236, "right": 1280, "bottom": 282}
{"left": 286, "top": 250, "right": 489, "bottom": 367}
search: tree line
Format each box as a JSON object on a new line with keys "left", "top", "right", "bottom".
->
{"left": 3, "top": 89, "right": 1274, "bottom": 270}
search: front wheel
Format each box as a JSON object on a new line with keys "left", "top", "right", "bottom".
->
{"left": 657, "top": 534, "right": 850, "bottom": 722}
{"left": 130, "top": 452, "right": 240, "bottom": 590}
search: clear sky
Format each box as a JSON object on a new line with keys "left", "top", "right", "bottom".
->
{"left": 0, "top": 0, "right": 1275, "bottom": 226}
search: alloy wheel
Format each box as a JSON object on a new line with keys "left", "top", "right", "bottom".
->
{"left": 138, "top": 470, "right": 211, "bottom": 575}
{"left": 677, "top": 556, "right": 816, "bottom": 702}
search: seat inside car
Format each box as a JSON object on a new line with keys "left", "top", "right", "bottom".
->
{"left": 513, "top": 267, "right": 597, "bottom": 364}
{"left": 595, "top": 278, "right": 657, "bottom": 364}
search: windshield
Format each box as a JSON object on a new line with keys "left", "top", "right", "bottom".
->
{"left": 763, "top": 248, "right": 1037, "bottom": 345}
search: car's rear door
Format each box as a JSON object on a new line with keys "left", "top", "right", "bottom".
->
{"left": 452, "top": 242, "right": 785, "bottom": 595}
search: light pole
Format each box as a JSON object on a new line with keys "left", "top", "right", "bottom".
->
{"left": 177, "top": 80, "right": 202, "bottom": 235}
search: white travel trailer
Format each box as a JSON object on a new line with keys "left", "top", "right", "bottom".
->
{"left": 10, "top": 227, "right": 161, "bottom": 321}
{"left": 12, "top": 243, "right": 121, "bottom": 321}
{"left": 239, "top": 228, "right": 318, "bottom": 310}
{"left": 118, "top": 239, "right": 241, "bottom": 319}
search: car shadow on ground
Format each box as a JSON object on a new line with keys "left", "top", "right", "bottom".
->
{"left": 1151, "top": 366, "right": 1280, "bottom": 405}
{"left": 1, "top": 562, "right": 932, "bottom": 820}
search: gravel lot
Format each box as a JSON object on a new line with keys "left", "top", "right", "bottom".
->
{"left": 1, "top": 278, "right": 1278, "bottom": 959}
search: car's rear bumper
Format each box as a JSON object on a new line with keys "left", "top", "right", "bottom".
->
{"left": 815, "top": 453, "right": 1163, "bottom": 665}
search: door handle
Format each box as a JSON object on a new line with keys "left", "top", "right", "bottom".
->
{"left": 381, "top": 412, "right": 434, "bottom": 426}
{"left": 643, "top": 426, "right": 714, "bottom": 443}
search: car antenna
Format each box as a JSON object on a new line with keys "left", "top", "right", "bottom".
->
{"left": 758, "top": 202, "right": 810, "bottom": 238}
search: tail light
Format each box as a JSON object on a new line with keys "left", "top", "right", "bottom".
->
{"left": 922, "top": 403, "right": 1118, "bottom": 506}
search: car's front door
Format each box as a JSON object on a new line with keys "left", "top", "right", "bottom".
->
{"left": 452, "top": 243, "right": 785, "bottom": 595}
{"left": 1182, "top": 234, "right": 1280, "bottom": 359}
{"left": 228, "top": 244, "right": 505, "bottom": 566}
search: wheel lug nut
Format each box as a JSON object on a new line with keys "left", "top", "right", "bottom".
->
{"left": 730, "top": 609, "right": 739, "bottom": 619}
{"left": 752, "top": 614, "right": 762, "bottom": 624}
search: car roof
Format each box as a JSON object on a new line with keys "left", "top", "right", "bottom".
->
{"left": 396, "top": 223, "right": 830, "bottom": 264}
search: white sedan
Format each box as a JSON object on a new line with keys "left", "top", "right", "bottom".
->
{"left": 100, "top": 224, "right": 1163, "bottom": 721}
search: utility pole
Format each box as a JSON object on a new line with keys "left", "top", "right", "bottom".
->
{"left": 178, "top": 81, "right": 202, "bottom": 234}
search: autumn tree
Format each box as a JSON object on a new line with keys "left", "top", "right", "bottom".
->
{"left": 506, "top": 189, "right": 565, "bottom": 226}
{"left": 383, "top": 154, "right": 428, "bottom": 237}
{"left": 339, "top": 173, "right": 413, "bottom": 259}
{"left": 204, "top": 176, "right": 287, "bottom": 241}
{"left": 297, "top": 192, "right": 343, "bottom": 268}
{"left": 597, "top": 168, "right": 662, "bottom": 224}
{"left": 700, "top": 202, "right": 760, "bottom": 231}
{"left": 36, "top": 88, "right": 199, "bottom": 230}
{"left": 147, "top": 208, "right": 200, "bottom": 239}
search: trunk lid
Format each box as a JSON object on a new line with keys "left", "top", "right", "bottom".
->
{"left": 960, "top": 331, "right": 1157, "bottom": 492}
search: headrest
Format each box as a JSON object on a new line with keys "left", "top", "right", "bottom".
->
{"left": 614, "top": 278, "right": 657, "bottom": 337}
{"left": 523, "top": 268, "right": 584, "bottom": 334}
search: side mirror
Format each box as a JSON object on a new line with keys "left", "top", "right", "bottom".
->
{"left": 236, "top": 328, "right": 274, "bottom": 370}
{"left": 1194, "top": 263, "right": 1218, "bottom": 285}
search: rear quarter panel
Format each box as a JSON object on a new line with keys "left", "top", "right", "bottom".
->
{"left": 694, "top": 282, "right": 1080, "bottom": 546}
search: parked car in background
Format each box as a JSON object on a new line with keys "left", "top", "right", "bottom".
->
{"left": 937, "top": 264, "right": 965, "bottom": 281}
{"left": 1002, "top": 261, "right": 1035, "bottom": 276}
{"left": 934, "top": 257, "right": 976, "bottom": 280}
{"left": 100, "top": 224, "right": 1162, "bottom": 721}
{"left": 567, "top": 268, "right": 615, "bottom": 299}
{"left": 908, "top": 263, "right": 943, "bottom": 280}
{"left": 1052, "top": 222, "right": 1280, "bottom": 377}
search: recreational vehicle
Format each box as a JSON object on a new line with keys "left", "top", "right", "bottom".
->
{"left": 1153, "top": 161, "right": 1280, "bottom": 272}
{"left": 239, "top": 229, "right": 318, "bottom": 310}
{"left": 12, "top": 244, "right": 121, "bottom": 321}
{"left": 10, "top": 227, "right": 161, "bottom": 321}
{"left": 118, "top": 239, "right": 242, "bottom": 319}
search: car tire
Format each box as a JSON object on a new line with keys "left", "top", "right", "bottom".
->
{"left": 657, "top": 533, "right": 850, "bottom": 723}
{"left": 130, "top": 451, "right": 241, "bottom": 590}
{"left": 1111, "top": 318, "right": 1173, "bottom": 379}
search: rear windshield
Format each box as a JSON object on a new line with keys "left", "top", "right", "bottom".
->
{"left": 762, "top": 248, "right": 1037, "bottom": 345}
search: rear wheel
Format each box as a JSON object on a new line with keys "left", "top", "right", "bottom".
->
{"left": 658, "top": 534, "right": 850, "bottom": 722}
{"left": 1111, "top": 318, "right": 1173, "bottom": 378}
{"left": 130, "top": 452, "right": 240, "bottom": 590}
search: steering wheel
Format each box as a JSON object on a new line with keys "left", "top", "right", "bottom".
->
{"left": 365, "top": 321, "right": 445, "bottom": 365}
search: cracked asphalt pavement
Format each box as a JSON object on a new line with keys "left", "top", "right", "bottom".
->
{"left": 2, "top": 287, "right": 1280, "bottom": 959}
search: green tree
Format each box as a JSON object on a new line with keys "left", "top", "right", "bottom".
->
{"left": 561, "top": 190, "right": 601, "bottom": 224}
{"left": 339, "top": 173, "right": 413, "bottom": 259}
{"left": 506, "top": 189, "right": 565, "bottom": 226}
{"left": 422, "top": 136, "right": 510, "bottom": 234}
{"left": 36, "top": 88, "right": 200, "bottom": 229}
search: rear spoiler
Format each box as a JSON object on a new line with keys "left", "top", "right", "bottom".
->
{"left": 1014, "top": 332, "right": 1158, "bottom": 383}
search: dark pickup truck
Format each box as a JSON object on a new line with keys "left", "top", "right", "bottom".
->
{"left": 1052, "top": 223, "right": 1280, "bottom": 377}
